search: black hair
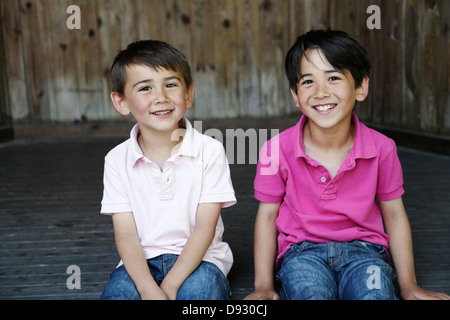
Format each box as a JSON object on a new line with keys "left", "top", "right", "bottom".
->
{"left": 110, "top": 40, "right": 193, "bottom": 95}
{"left": 285, "top": 29, "right": 371, "bottom": 93}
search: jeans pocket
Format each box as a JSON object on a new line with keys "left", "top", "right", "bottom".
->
{"left": 280, "top": 241, "right": 310, "bottom": 265}
{"left": 352, "top": 240, "right": 388, "bottom": 261}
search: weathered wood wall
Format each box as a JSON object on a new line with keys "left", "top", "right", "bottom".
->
{"left": 0, "top": 0, "right": 449, "bottom": 137}
{"left": 0, "top": 13, "right": 13, "bottom": 142}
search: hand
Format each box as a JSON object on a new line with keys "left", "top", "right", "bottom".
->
{"left": 160, "top": 279, "right": 179, "bottom": 300}
{"left": 401, "top": 283, "right": 450, "bottom": 300}
{"left": 244, "top": 289, "right": 280, "bottom": 300}
{"left": 139, "top": 286, "right": 170, "bottom": 300}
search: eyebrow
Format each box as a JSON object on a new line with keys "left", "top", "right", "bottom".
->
{"left": 132, "top": 76, "right": 182, "bottom": 88}
{"left": 300, "top": 69, "right": 343, "bottom": 79}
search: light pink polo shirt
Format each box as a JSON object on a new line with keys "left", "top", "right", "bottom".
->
{"left": 101, "top": 118, "right": 236, "bottom": 276}
{"left": 254, "top": 113, "right": 404, "bottom": 266}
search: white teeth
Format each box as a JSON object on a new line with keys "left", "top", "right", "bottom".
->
{"left": 314, "top": 104, "right": 335, "bottom": 111}
{"left": 153, "top": 110, "right": 171, "bottom": 115}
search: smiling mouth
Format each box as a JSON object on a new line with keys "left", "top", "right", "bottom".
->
{"left": 313, "top": 104, "right": 336, "bottom": 112}
{"left": 151, "top": 110, "right": 173, "bottom": 115}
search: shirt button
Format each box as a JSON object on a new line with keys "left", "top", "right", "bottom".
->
{"left": 320, "top": 176, "right": 327, "bottom": 182}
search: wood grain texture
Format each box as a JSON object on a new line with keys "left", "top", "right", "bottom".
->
{"left": 0, "top": 122, "right": 449, "bottom": 299}
{"left": 0, "top": 0, "right": 448, "bottom": 138}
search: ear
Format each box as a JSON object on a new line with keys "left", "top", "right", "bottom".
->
{"left": 110, "top": 92, "right": 131, "bottom": 116}
{"left": 290, "top": 88, "right": 301, "bottom": 109}
{"left": 355, "top": 76, "right": 369, "bottom": 102}
{"left": 185, "top": 83, "right": 195, "bottom": 109}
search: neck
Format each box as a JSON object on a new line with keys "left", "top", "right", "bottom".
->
{"left": 304, "top": 117, "right": 355, "bottom": 152}
{"left": 137, "top": 125, "right": 184, "bottom": 160}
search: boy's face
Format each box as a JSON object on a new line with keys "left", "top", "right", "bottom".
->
{"left": 111, "top": 65, "right": 193, "bottom": 134}
{"left": 290, "top": 49, "right": 368, "bottom": 131}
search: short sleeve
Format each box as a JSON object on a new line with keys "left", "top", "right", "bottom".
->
{"left": 254, "top": 138, "right": 286, "bottom": 203}
{"left": 376, "top": 140, "right": 404, "bottom": 201}
{"left": 100, "top": 154, "right": 132, "bottom": 215}
{"left": 199, "top": 139, "right": 236, "bottom": 208}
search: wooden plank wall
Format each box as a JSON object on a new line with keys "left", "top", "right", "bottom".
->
{"left": 0, "top": 14, "right": 13, "bottom": 142}
{"left": 0, "top": 0, "right": 449, "bottom": 137}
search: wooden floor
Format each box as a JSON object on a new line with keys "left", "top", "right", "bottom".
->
{"left": 1, "top": 120, "right": 449, "bottom": 300}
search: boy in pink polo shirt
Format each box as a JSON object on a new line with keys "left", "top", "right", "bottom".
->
{"left": 246, "top": 30, "right": 449, "bottom": 300}
{"left": 99, "top": 40, "right": 236, "bottom": 300}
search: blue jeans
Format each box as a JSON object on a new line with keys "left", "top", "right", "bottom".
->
{"left": 100, "top": 254, "right": 230, "bottom": 300}
{"left": 276, "top": 241, "right": 399, "bottom": 300}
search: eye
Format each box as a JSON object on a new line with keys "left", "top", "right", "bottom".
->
{"left": 138, "top": 86, "right": 151, "bottom": 92}
{"left": 328, "top": 72, "right": 345, "bottom": 82}
{"left": 301, "top": 79, "right": 313, "bottom": 86}
{"left": 166, "top": 83, "right": 178, "bottom": 88}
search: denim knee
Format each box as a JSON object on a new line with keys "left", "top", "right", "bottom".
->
{"left": 338, "top": 241, "right": 398, "bottom": 300}
{"left": 99, "top": 265, "right": 140, "bottom": 300}
{"left": 277, "top": 242, "right": 338, "bottom": 300}
{"left": 100, "top": 257, "right": 230, "bottom": 300}
{"left": 177, "top": 261, "right": 230, "bottom": 300}
{"left": 276, "top": 241, "right": 399, "bottom": 300}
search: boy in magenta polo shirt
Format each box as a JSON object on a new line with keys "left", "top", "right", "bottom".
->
{"left": 245, "top": 30, "right": 450, "bottom": 300}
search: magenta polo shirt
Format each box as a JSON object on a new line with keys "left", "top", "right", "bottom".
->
{"left": 254, "top": 113, "right": 404, "bottom": 266}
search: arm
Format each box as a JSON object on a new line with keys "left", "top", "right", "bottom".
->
{"left": 380, "top": 197, "right": 449, "bottom": 300}
{"left": 112, "top": 212, "right": 169, "bottom": 300}
{"left": 160, "top": 203, "right": 221, "bottom": 300}
{"left": 244, "top": 202, "right": 280, "bottom": 300}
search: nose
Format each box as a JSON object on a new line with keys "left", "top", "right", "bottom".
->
{"left": 314, "top": 81, "right": 330, "bottom": 99}
{"left": 154, "top": 87, "right": 169, "bottom": 104}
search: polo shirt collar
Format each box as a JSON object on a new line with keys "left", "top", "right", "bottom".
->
{"left": 293, "top": 115, "right": 308, "bottom": 159}
{"left": 351, "top": 113, "right": 377, "bottom": 159}
{"left": 177, "top": 118, "right": 201, "bottom": 157}
{"left": 294, "top": 112, "right": 377, "bottom": 160}
{"left": 129, "top": 124, "right": 142, "bottom": 165}
{"left": 129, "top": 118, "right": 200, "bottom": 166}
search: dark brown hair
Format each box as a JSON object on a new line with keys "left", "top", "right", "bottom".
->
{"left": 110, "top": 40, "right": 193, "bottom": 95}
